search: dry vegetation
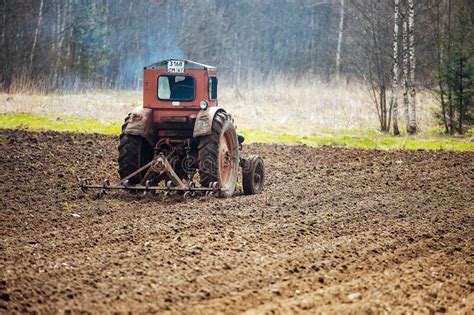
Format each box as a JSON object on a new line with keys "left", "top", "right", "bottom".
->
{"left": 0, "top": 79, "right": 438, "bottom": 134}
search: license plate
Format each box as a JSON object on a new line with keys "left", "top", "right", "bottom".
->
{"left": 167, "top": 60, "right": 185, "bottom": 73}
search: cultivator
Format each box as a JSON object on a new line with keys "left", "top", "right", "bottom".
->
{"left": 78, "top": 153, "right": 225, "bottom": 199}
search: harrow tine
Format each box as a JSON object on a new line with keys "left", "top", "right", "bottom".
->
{"left": 188, "top": 182, "right": 197, "bottom": 197}
{"left": 78, "top": 177, "right": 89, "bottom": 193}
{"left": 143, "top": 180, "right": 152, "bottom": 195}
{"left": 98, "top": 179, "right": 110, "bottom": 198}
{"left": 182, "top": 191, "right": 190, "bottom": 200}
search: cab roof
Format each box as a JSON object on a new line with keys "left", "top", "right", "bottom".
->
{"left": 145, "top": 59, "right": 216, "bottom": 70}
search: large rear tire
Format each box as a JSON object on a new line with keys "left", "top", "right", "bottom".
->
{"left": 118, "top": 115, "right": 153, "bottom": 185}
{"left": 198, "top": 111, "right": 239, "bottom": 197}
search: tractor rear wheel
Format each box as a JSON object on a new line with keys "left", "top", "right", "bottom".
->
{"left": 242, "top": 155, "right": 265, "bottom": 195}
{"left": 198, "top": 111, "right": 239, "bottom": 197}
{"left": 118, "top": 115, "right": 153, "bottom": 185}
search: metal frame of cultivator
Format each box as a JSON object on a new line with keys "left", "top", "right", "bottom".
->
{"left": 78, "top": 152, "right": 224, "bottom": 199}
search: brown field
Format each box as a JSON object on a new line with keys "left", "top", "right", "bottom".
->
{"left": 1, "top": 129, "right": 473, "bottom": 314}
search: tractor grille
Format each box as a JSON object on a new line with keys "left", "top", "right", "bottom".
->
{"left": 155, "top": 116, "right": 195, "bottom": 138}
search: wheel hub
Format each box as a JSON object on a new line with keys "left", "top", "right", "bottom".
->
{"left": 219, "top": 130, "right": 236, "bottom": 188}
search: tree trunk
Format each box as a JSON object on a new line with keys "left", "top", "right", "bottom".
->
{"left": 1, "top": 0, "right": 6, "bottom": 88}
{"left": 381, "top": 84, "right": 388, "bottom": 131}
{"left": 401, "top": 11, "right": 410, "bottom": 132}
{"left": 2, "top": 0, "right": 12, "bottom": 92}
{"left": 447, "top": 0, "right": 455, "bottom": 134}
{"left": 1, "top": 0, "right": 4, "bottom": 48}
{"left": 29, "top": 0, "right": 44, "bottom": 74}
{"left": 235, "top": 50, "right": 243, "bottom": 99}
{"left": 58, "top": 0, "right": 66, "bottom": 77}
{"left": 391, "top": 0, "right": 401, "bottom": 135}
{"left": 310, "top": 12, "right": 315, "bottom": 73}
{"left": 335, "top": 0, "right": 345, "bottom": 81}
{"left": 457, "top": 56, "right": 464, "bottom": 134}
{"left": 435, "top": 2, "right": 449, "bottom": 133}
{"left": 407, "top": 0, "right": 417, "bottom": 134}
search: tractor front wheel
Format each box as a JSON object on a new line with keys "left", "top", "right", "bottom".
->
{"left": 198, "top": 112, "right": 239, "bottom": 197}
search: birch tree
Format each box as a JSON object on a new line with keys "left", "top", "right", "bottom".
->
{"left": 407, "top": 0, "right": 417, "bottom": 134}
{"left": 402, "top": 8, "right": 410, "bottom": 131}
{"left": 391, "top": 0, "right": 401, "bottom": 135}
{"left": 29, "top": 0, "right": 44, "bottom": 73}
{"left": 335, "top": 0, "right": 345, "bottom": 81}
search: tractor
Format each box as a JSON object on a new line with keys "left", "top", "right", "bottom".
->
{"left": 79, "top": 59, "right": 264, "bottom": 198}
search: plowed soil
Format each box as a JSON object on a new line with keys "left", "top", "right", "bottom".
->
{"left": 1, "top": 129, "right": 473, "bottom": 314}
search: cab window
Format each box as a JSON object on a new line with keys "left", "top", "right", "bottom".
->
{"left": 158, "top": 75, "right": 195, "bottom": 101}
{"left": 208, "top": 77, "right": 218, "bottom": 100}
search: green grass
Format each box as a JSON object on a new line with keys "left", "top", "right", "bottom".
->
{"left": 240, "top": 128, "right": 474, "bottom": 151}
{"left": 0, "top": 113, "right": 120, "bottom": 134}
{"left": 1, "top": 113, "right": 473, "bottom": 151}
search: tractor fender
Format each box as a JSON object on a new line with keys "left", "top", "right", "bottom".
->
{"left": 193, "top": 107, "right": 227, "bottom": 137}
{"left": 124, "top": 106, "right": 154, "bottom": 137}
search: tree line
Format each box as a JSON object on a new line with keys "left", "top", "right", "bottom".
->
{"left": 1, "top": 0, "right": 343, "bottom": 89}
{"left": 1, "top": 0, "right": 473, "bottom": 134}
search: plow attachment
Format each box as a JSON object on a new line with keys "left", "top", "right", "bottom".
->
{"left": 78, "top": 153, "right": 223, "bottom": 198}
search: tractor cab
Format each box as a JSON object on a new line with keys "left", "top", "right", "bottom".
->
{"left": 143, "top": 59, "right": 218, "bottom": 110}
{"left": 142, "top": 60, "right": 219, "bottom": 139}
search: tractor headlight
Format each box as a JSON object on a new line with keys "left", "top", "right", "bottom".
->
{"left": 199, "top": 100, "right": 209, "bottom": 110}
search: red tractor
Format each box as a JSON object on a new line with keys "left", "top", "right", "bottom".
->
{"left": 79, "top": 60, "right": 264, "bottom": 198}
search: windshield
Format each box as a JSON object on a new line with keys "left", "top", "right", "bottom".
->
{"left": 158, "top": 75, "right": 194, "bottom": 101}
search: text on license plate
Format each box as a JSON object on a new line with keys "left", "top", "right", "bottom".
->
{"left": 167, "top": 60, "right": 185, "bottom": 73}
